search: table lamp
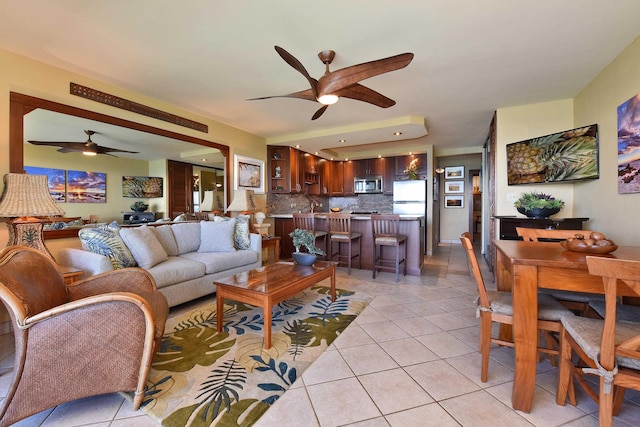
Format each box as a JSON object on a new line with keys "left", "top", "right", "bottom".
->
{"left": 0, "top": 173, "right": 66, "bottom": 258}
{"left": 226, "top": 189, "right": 258, "bottom": 232}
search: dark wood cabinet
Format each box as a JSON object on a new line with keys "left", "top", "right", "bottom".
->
{"left": 343, "top": 160, "right": 355, "bottom": 196}
{"left": 395, "top": 153, "right": 427, "bottom": 180}
{"left": 302, "top": 152, "right": 320, "bottom": 195}
{"left": 354, "top": 158, "right": 384, "bottom": 177}
{"left": 383, "top": 157, "right": 395, "bottom": 195}
{"left": 168, "top": 160, "right": 194, "bottom": 215}
{"left": 329, "top": 161, "right": 344, "bottom": 196}
{"left": 267, "top": 146, "right": 291, "bottom": 193}
{"left": 496, "top": 216, "right": 590, "bottom": 240}
{"left": 318, "top": 158, "right": 330, "bottom": 195}
{"left": 274, "top": 217, "right": 295, "bottom": 258}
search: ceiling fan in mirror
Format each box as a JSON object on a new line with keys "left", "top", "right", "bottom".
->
{"left": 28, "top": 130, "right": 139, "bottom": 156}
{"left": 248, "top": 46, "right": 414, "bottom": 120}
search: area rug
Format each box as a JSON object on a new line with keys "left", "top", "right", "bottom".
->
{"left": 130, "top": 285, "right": 371, "bottom": 427}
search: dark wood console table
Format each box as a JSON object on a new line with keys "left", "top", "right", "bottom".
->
{"left": 495, "top": 216, "right": 590, "bottom": 240}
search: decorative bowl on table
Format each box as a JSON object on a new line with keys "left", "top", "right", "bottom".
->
{"left": 330, "top": 207, "right": 341, "bottom": 212}
{"left": 560, "top": 232, "right": 618, "bottom": 254}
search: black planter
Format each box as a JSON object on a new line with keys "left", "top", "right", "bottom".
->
{"left": 517, "top": 206, "right": 560, "bottom": 219}
{"left": 292, "top": 252, "right": 317, "bottom": 266}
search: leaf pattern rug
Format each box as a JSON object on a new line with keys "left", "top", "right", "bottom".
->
{"left": 128, "top": 285, "right": 371, "bottom": 426}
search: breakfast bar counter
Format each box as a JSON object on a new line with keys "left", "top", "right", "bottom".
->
{"left": 270, "top": 214, "right": 425, "bottom": 275}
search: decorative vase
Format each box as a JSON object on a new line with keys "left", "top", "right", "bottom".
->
{"left": 132, "top": 206, "right": 147, "bottom": 212}
{"left": 292, "top": 252, "right": 317, "bottom": 266}
{"left": 517, "top": 206, "right": 560, "bottom": 219}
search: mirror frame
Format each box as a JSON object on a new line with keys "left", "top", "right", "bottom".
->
{"left": 9, "top": 92, "right": 231, "bottom": 211}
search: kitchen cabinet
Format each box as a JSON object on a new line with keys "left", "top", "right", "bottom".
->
{"left": 395, "top": 153, "right": 427, "bottom": 180}
{"left": 343, "top": 160, "right": 355, "bottom": 196}
{"left": 496, "top": 216, "right": 590, "bottom": 240}
{"left": 267, "top": 146, "right": 291, "bottom": 193}
{"left": 302, "top": 152, "right": 320, "bottom": 195}
{"left": 354, "top": 158, "right": 384, "bottom": 177}
{"left": 318, "top": 158, "right": 330, "bottom": 195}
{"left": 383, "top": 156, "right": 396, "bottom": 195}
{"left": 273, "top": 217, "right": 295, "bottom": 258}
{"left": 329, "top": 161, "right": 344, "bottom": 196}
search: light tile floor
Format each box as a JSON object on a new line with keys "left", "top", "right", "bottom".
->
{"left": 2, "top": 242, "right": 640, "bottom": 426}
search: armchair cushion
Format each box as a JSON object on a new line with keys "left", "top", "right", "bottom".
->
{"left": 119, "top": 226, "right": 168, "bottom": 269}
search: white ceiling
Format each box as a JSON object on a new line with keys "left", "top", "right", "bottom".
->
{"left": 2, "top": 0, "right": 640, "bottom": 161}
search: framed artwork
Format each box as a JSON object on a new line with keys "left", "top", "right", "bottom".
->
{"left": 444, "top": 195, "right": 464, "bottom": 208}
{"left": 67, "top": 170, "right": 106, "bottom": 203}
{"left": 445, "top": 180, "right": 464, "bottom": 194}
{"left": 234, "top": 154, "right": 264, "bottom": 194}
{"left": 445, "top": 166, "right": 464, "bottom": 180}
{"left": 122, "top": 176, "right": 164, "bottom": 197}
{"left": 24, "top": 166, "right": 66, "bottom": 202}
{"left": 507, "top": 124, "right": 598, "bottom": 185}
{"left": 618, "top": 94, "right": 640, "bottom": 193}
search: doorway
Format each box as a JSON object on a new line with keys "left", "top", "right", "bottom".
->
{"left": 469, "top": 169, "right": 482, "bottom": 243}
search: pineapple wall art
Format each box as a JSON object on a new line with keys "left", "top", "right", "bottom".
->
{"left": 122, "top": 176, "right": 163, "bottom": 198}
{"left": 617, "top": 93, "right": 640, "bottom": 194}
{"left": 506, "top": 124, "right": 599, "bottom": 185}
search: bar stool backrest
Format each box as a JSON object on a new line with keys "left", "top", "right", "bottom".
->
{"left": 327, "top": 213, "right": 352, "bottom": 237}
{"left": 293, "top": 212, "right": 316, "bottom": 231}
{"left": 371, "top": 214, "right": 400, "bottom": 238}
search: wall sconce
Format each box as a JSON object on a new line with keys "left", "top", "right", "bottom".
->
{"left": 435, "top": 167, "right": 445, "bottom": 174}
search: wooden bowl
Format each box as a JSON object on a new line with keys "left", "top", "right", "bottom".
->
{"left": 330, "top": 207, "right": 341, "bottom": 212}
{"left": 560, "top": 240, "right": 618, "bottom": 254}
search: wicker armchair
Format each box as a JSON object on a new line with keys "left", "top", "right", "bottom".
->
{"left": 0, "top": 246, "right": 169, "bottom": 427}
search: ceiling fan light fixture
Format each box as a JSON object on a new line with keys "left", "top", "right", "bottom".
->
{"left": 82, "top": 150, "right": 97, "bottom": 156}
{"left": 317, "top": 94, "right": 339, "bottom": 105}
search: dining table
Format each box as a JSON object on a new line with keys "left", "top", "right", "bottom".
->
{"left": 493, "top": 239, "right": 640, "bottom": 413}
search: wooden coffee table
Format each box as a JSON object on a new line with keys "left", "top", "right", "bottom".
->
{"left": 215, "top": 261, "right": 336, "bottom": 349}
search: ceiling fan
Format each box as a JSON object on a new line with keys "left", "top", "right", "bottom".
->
{"left": 28, "top": 130, "right": 139, "bottom": 156}
{"left": 249, "top": 46, "right": 414, "bottom": 120}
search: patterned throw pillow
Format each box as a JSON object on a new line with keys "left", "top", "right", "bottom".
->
{"left": 78, "top": 226, "right": 137, "bottom": 270}
{"left": 213, "top": 215, "right": 251, "bottom": 250}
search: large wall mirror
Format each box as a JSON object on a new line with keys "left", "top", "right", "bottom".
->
{"left": 9, "top": 92, "right": 230, "bottom": 224}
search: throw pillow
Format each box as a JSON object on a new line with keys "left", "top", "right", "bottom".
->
{"left": 78, "top": 227, "right": 137, "bottom": 270}
{"left": 119, "top": 226, "right": 169, "bottom": 269}
{"left": 198, "top": 220, "right": 236, "bottom": 252}
{"left": 152, "top": 225, "right": 179, "bottom": 256}
{"left": 171, "top": 222, "right": 201, "bottom": 254}
{"left": 173, "top": 213, "right": 187, "bottom": 222}
{"left": 213, "top": 215, "right": 251, "bottom": 250}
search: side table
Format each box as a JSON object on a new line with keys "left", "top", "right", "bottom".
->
{"left": 58, "top": 266, "right": 84, "bottom": 285}
{"left": 261, "top": 236, "right": 281, "bottom": 264}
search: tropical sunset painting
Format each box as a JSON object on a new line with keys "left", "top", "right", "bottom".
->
{"left": 24, "top": 166, "right": 66, "bottom": 202}
{"left": 618, "top": 93, "right": 640, "bottom": 194}
{"left": 66, "top": 170, "right": 106, "bottom": 203}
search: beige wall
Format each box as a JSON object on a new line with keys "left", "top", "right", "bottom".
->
{"left": 573, "top": 36, "right": 640, "bottom": 244}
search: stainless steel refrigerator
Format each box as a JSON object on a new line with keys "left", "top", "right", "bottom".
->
{"left": 393, "top": 180, "right": 426, "bottom": 215}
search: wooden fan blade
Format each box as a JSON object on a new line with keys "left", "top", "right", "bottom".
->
{"left": 274, "top": 46, "right": 319, "bottom": 99}
{"left": 95, "top": 146, "right": 139, "bottom": 154}
{"left": 247, "top": 88, "right": 316, "bottom": 102}
{"left": 334, "top": 84, "right": 395, "bottom": 108}
{"left": 311, "top": 105, "right": 329, "bottom": 120}
{"left": 317, "top": 52, "right": 414, "bottom": 97}
{"left": 29, "top": 140, "right": 89, "bottom": 151}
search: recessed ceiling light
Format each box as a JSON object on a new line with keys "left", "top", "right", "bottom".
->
{"left": 409, "top": 152, "right": 413, "bottom": 155}
{"left": 295, "top": 144, "right": 301, "bottom": 148}
{"left": 338, "top": 139, "right": 346, "bottom": 143}
{"left": 315, "top": 152, "right": 319, "bottom": 155}
{"left": 330, "top": 157, "right": 334, "bottom": 161}
{"left": 201, "top": 158, "right": 207, "bottom": 162}
{"left": 394, "top": 131, "right": 402, "bottom": 136}
{"left": 378, "top": 155, "right": 382, "bottom": 158}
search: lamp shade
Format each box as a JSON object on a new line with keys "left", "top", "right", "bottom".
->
{"left": 200, "top": 190, "right": 215, "bottom": 211}
{"left": 225, "top": 189, "right": 256, "bottom": 213}
{"left": 0, "top": 174, "right": 65, "bottom": 218}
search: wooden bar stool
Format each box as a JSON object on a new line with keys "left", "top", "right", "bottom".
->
{"left": 326, "top": 213, "right": 361, "bottom": 274}
{"left": 292, "top": 213, "right": 327, "bottom": 257}
{"left": 371, "top": 214, "right": 407, "bottom": 282}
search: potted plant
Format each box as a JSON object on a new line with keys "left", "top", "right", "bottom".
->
{"left": 514, "top": 191, "right": 565, "bottom": 219}
{"left": 130, "top": 201, "right": 149, "bottom": 212}
{"left": 289, "top": 228, "right": 325, "bottom": 266}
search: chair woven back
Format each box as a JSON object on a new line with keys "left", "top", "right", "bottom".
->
{"left": 0, "top": 245, "right": 68, "bottom": 320}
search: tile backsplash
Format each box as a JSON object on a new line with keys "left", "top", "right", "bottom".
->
{"left": 266, "top": 193, "right": 393, "bottom": 214}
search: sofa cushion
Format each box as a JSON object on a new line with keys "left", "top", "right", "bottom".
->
{"left": 146, "top": 256, "right": 206, "bottom": 288}
{"left": 198, "top": 220, "right": 236, "bottom": 252}
{"left": 78, "top": 226, "right": 137, "bottom": 270}
{"left": 213, "top": 215, "right": 251, "bottom": 250}
{"left": 171, "top": 222, "right": 201, "bottom": 254}
{"left": 180, "top": 250, "right": 259, "bottom": 274}
{"left": 119, "top": 226, "right": 168, "bottom": 269}
{"left": 152, "top": 225, "right": 179, "bottom": 256}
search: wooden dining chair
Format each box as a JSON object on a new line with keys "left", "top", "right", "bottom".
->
{"left": 327, "top": 213, "right": 361, "bottom": 274}
{"left": 293, "top": 213, "right": 327, "bottom": 258}
{"left": 516, "top": 227, "right": 604, "bottom": 317}
{"left": 460, "top": 232, "right": 574, "bottom": 382}
{"left": 556, "top": 256, "right": 640, "bottom": 427}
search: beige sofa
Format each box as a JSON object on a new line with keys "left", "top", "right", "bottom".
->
{"left": 58, "top": 221, "right": 262, "bottom": 307}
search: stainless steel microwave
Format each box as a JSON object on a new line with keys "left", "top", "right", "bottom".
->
{"left": 354, "top": 176, "right": 383, "bottom": 194}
